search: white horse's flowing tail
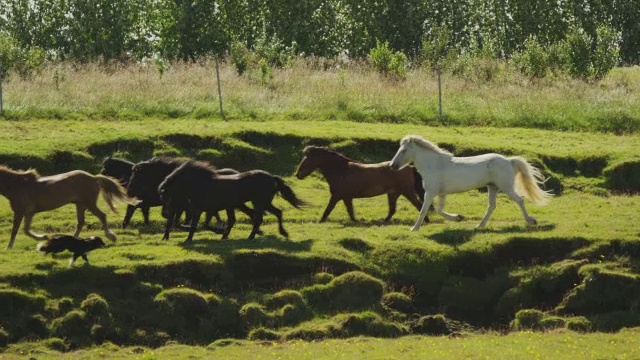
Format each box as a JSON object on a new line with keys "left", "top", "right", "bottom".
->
{"left": 509, "top": 157, "right": 553, "bottom": 205}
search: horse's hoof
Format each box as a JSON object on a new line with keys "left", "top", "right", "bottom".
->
{"left": 527, "top": 218, "right": 538, "bottom": 226}
{"left": 456, "top": 215, "right": 465, "bottom": 221}
{"left": 409, "top": 226, "right": 418, "bottom": 232}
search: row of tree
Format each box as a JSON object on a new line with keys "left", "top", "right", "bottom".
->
{"left": 0, "top": 0, "right": 638, "bottom": 64}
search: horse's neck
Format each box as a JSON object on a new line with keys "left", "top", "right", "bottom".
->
{"left": 0, "top": 172, "right": 31, "bottom": 198}
{"left": 317, "top": 159, "right": 348, "bottom": 180}
{"left": 415, "top": 150, "right": 450, "bottom": 170}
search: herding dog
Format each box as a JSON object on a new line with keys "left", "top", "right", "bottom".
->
{"left": 37, "top": 235, "right": 106, "bottom": 266}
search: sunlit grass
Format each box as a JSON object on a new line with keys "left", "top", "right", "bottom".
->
{"left": 3, "top": 61, "right": 640, "bottom": 133}
{"left": 5, "top": 330, "right": 640, "bottom": 359}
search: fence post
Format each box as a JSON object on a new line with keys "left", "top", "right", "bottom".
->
{"left": 437, "top": 63, "right": 444, "bottom": 126}
{"left": 215, "top": 58, "right": 225, "bottom": 120}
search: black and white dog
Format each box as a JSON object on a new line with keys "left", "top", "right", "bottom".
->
{"left": 37, "top": 235, "right": 106, "bottom": 266}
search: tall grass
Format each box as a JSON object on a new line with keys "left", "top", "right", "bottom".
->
{"left": 3, "top": 60, "right": 640, "bottom": 133}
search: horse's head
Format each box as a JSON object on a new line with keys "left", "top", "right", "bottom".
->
{"left": 390, "top": 138, "right": 415, "bottom": 170}
{"left": 295, "top": 146, "right": 340, "bottom": 179}
{"left": 127, "top": 162, "right": 155, "bottom": 198}
{"left": 100, "top": 157, "right": 133, "bottom": 184}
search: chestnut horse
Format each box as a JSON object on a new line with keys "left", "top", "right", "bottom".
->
{"left": 295, "top": 146, "right": 428, "bottom": 223}
{"left": 0, "top": 165, "right": 133, "bottom": 249}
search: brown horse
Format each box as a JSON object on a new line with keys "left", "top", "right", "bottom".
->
{"left": 0, "top": 165, "right": 133, "bottom": 249}
{"left": 295, "top": 146, "right": 428, "bottom": 223}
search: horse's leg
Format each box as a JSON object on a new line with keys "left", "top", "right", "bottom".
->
{"left": 162, "top": 212, "right": 174, "bottom": 240}
{"left": 73, "top": 205, "right": 86, "bottom": 237}
{"left": 7, "top": 212, "right": 24, "bottom": 249}
{"left": 122, "top": 204, "right": 137, "bottom": 228}
{"left": 411, "top": 192, "right": 435, "bottom": 231}
{"left": 319, "top": 196, "right": 339, "bottom": 223}
{"left": 476, "top": 185, "right": 498, "bottom": 228}
{"left": 435, "top": 195, "right": 465, "bottom": 222}
{"left": 185, "top": 210, "right": 201, "bottom": 243}
{"left": 87, "top": 205, "right": 117, "bottom": 242}
{"left": 203, "top": 212, "right": 214, "bottom": 228}
{"left": 344, "top": 198, "right": 357, "bottom": 222}
{"left": 247, "top": 205, "right": 265, "bottom": 240}
{"left": 222, "top": 209, "right": 236, "bottom": 240}
{"left": 141, "top": 205, "right": 150, "bottom": 224}
{"left": 23, "top": 213, "right": 48, "bottom": 240}
{"left": 383, "top": 193, "right": 399, "bottom": 223}
{"left": 505, "top": 189, "right": 537, "bottom": 225}
{"left": 237, "top": 204, "right": 263, "bottom": 235}
{"left": 266, "top": 204, "right": 287, "bottom": 238}
{"left": 403, "top": 192, "right": 430, "bottom": 223}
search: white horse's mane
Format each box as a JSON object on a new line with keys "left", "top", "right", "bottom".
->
{"left": 401, "top": 135, "right": 452, "bottom": 156}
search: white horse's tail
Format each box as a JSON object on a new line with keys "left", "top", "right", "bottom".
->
{"left": 509, "top": 157, "right": 553, "bottom": 205}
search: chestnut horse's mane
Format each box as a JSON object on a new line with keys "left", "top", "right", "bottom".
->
{"left": 303, "top": 146, "right": 360, "bottom": 167}
{"left": 0, "top": 165, "right": 40, "bottom": 181}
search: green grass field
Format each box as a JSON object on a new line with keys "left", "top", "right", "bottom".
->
{"left": 1, "top": 65, "right": 640, "bottom": 357}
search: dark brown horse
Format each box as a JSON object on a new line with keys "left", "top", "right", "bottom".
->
{"left": 0, "top": 165, "right": 133, "bottom": 249}
{"left": 295, "top": 146, "right": 428, "bottom": 223}
{"left": 158, "top": 160, "right": 305, "bottom": 242}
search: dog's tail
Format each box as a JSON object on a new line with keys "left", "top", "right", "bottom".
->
{"left": 36, "top": 241, "right": 49, "bottom": 252}
{"left": 95, "top": 174, "right": 139, "bottom": 212}
{"left": 274, "top": 176, "right": 306, "bottom": 209}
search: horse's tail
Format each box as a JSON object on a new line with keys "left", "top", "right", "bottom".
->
{"left": 411, "top": 166, "right": 425, "bottom": 197}
{"left": 274, "top": 176, "right": 306, "bottom": 209}
{"left": 509, "top": 157, "right": 553, "bottom": 205}
{"left": 95, "top": 174, "right": 137, "bottom": 212}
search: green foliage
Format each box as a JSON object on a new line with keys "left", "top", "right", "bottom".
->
{"left": 50, "top": 310, "right": 91, "bottom": 347}
{"left": 247, "top": 327, "right": 281, "bottom": 341}
{"left": 239, "top": 303, "right": 270, "bottom": 328}
{"left": 337, "top": 312, "right": 406, "bottom": 338}
{"left": 231, "top": 41, "right": 250, "bottom": 76}
{"left": 381, "top": 292, "right": 414, "bottom": 314}
{"left": 313, "top": 272, "right": 334, "bottom": 285}
{"left": 254, "top": 32, "right": 296, "bottom": 68}
{"left": 259, "top": 59, "right": 271, "bottom": 86}
{"left": 368, "top": 40, "right": 407, "bottom": 80}
{"left": 0, "top": 327, "right": 8, "bottom": 348}
{"left": 156, "top": 0, "right": 228, "bottom": 60}
{"left": 592, "top": 25, "right": 621, "bottom": 79}
{"left": 539, "top": 316, "right": 566, "bottom": 330}
{"left": 302, "top": 271, "right": 384, "bottom": 311}
{"left": 511, "top": 36, "right": 550, "bottom": 78}
{"left": 265, "top": 290, "right": 307, "bottom": 309}
{"left": 421, "top": 26, "right": 453, "bottom": 69}
{"left": 43, "top": 337, "right": 67, "bottom": 352}
{"left": 558, "top": 268, "right": 640, "bottom": 315}
{"left": 510, "top": 309, "right": 544, "bottom": 330}
{"left": 410, "top": 314, "right": 451, "bottom": 335}
{"left": 604, "top": 159, "right": 640, "bottom": 193}
{"left": 566, "top": 316, "right": 593, "bottom": 333}
{"left": 565, "top": 26, "right": 593, "bottom": 78}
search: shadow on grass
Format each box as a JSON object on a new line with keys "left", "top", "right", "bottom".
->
{"left": 178, "top": 236, "right": 314, "bottom": 258}
{"left": 430, "top": 224, "right": 557, "bottom": 246}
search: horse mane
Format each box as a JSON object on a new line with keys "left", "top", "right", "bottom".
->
{"left": 401, "top": 135, "right": 452, "bottom": 156}
{"left": 0, "top": 165, "right": 40, "bottom": 181}
{"left": 103, "top": 157, "right": 135, "bottom": 166}
{"left": 303, "top": 146, "right": 359, "bottom": 165}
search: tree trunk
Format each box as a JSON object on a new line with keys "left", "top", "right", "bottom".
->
{"left": 215, "top": 59, "right": 224, "bottom": 120}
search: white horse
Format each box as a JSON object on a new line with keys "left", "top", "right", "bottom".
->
{"left": 390, "top": 135, "right": 552, "bottom": 231}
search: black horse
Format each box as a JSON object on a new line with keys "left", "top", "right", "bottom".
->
{"left": 101, "top": 157, "right": 149, "bottom": 227}
{"left": 115, "top": 156, "right": 237, "bottom": 228}
{"left": 158, "top": 160, "right": 305, "bottom": 242}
